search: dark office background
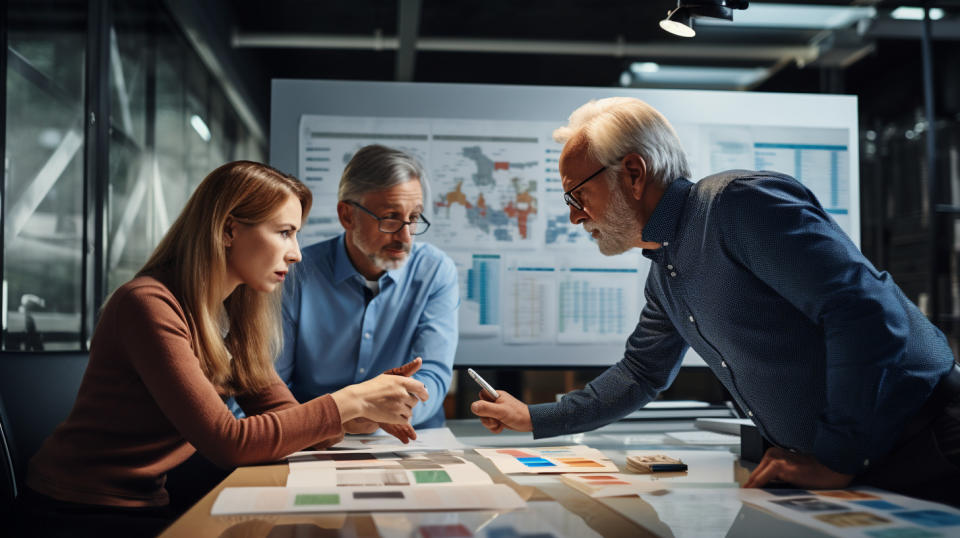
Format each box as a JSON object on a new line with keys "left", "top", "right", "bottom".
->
{"left": 3, "top": 0, "right": 960, "bottom": 417}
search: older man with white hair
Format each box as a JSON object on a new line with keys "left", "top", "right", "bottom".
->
{"left": 471, "top": 97, "right": 960, "bottom": 506}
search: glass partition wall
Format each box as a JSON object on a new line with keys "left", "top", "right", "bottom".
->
{"left": 2, "top": 0, "right": 265, "bottom": 351}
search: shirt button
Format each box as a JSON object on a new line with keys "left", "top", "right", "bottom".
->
{"left": 359, "top": 367, "right": 366, "bottom": 374}
{"left": 721, "top": 361, "right": 727, "bottom": 368}
{"left": 864, "top": 459, "right": 870, "bottom": 467}
{"left": 663, "top": 241, "right": 669, "bottom": 246}
{"left": 364, "top": 332, "right": 372, "bottom": 340}
{"left": 667, "top": 265, "right": 674, "bottom": 270}
{"left": 670, "top": 272, "right": 677, "bottom": 277}
{"left": 688, "top": 315, "right": 694, "bottom": 322}
{"left": 747, "top": 410, "right": 753, "bottom": 417}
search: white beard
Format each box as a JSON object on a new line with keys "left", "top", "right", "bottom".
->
{"left": 587, "top": 183, "right": 639, "bottom": 256}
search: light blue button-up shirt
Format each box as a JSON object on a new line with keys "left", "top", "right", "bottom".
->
{"left": 277, "top": 234, "right": 459, "bottom": 427}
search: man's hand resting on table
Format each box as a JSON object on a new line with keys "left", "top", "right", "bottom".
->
{"left": 743, "top": 447, "right": 854, "bottom": 490}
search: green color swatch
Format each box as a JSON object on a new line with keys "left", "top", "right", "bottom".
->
{"left": 412, "top": 470, "right": 452, "bottom": 484}
{"left": 294, "top": 493, "right": 340, "bottom": 506}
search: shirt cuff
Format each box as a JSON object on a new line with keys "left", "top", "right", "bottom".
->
{"left": 529, "top": 402, "right": 567, "bottom": 439}
{"left": 813, "top": 422, "right": 873, "bottom": 475}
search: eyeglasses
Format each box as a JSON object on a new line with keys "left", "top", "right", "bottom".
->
{"left": 347, "top": 201, "right": 431, "bottom": 235}
{"left": 562, "top": 166, "right": 607, "bottom": 211}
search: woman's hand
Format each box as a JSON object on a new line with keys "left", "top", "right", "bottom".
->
{"left": 332, "top": 371, "right": 428, "bottom": 425}
{"left": 343, "top": 417, "right": 380, "bottom": 434}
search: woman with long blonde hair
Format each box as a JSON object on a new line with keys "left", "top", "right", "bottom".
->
{"left": 18, "top": 161, "right": 427, "bottom": 537}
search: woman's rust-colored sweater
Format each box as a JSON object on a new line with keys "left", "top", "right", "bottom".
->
{"left": 27, "top": 275, "right": 341, "bottom": 507}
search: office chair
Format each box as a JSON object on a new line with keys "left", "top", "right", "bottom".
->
{"left": 1, "top": 393, "right": 18, "bottom": 519}
{"left": 0, "top": 352, "right": 89, "bottom": 486}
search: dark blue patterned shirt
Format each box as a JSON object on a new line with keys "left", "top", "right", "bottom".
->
{"left": 530, "top": 170, "right": 955, "bottom": 474}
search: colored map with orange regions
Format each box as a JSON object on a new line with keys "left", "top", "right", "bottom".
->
{"left": 435, "top": 176, "right": 537, "bottom": 241}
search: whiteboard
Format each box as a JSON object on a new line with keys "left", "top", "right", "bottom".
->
{"left": 270, "top": 80, "right": 859, "bottom": 367}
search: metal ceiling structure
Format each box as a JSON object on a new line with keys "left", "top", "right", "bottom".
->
{"left": 226, "top": 0, "right": 958, "bottom": 92}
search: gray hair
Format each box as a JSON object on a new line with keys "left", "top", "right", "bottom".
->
{"left": 553, "top": 97, "right": 690, "bottom": 187}
{"left": 338, "top": 144, "right": 429, "bottom": 204}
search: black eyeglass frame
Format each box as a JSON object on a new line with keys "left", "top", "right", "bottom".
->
{"left": 562, "top": 166, "right": 607, "bottom": 211}
{"left": 347, "top": 201, "right": 431, "bottom": 235}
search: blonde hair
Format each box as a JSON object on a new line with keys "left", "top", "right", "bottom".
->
{"left": 138, "top": 161, "right": 312, "bottom": 394}
{"left": 553, "top": 97, "right": 690, "bottom": 187}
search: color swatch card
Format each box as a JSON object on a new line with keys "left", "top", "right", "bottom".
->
{"left": 210, "top": 484, "right": 526, "bottom": 515}
{"left": 560, "top": 473, "right": 670, "bottom": 497}
{"left": 739, "top": 487, "right": 960, "bottom": 538}
{"left": 474, "top": 446, "right": 618, "bottom": 474}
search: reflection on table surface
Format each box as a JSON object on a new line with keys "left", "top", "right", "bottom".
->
{"left": 158, "top": 419, "right": 845, "bottom": 538}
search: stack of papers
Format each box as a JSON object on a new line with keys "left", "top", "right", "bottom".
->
{"left": 474, "top": 446, "right": 619, "bottom": 474}
{"left": 625, "top": 454, "right": 687, "bottom": 473}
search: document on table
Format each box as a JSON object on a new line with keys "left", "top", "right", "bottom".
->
{"left": 739, "top": 486, "right": 960, "bottom": 538}
{"left": 285, "top": 449, "right": 491, "bottom": 488}
{"left": 286, "top": 458, "right": 492, "bottom": 488}
{"left": 474, "top": 446, "right": 619, "bottom": 474}
{"left": 211, "top": 483, "right": 526, "bottom": 515}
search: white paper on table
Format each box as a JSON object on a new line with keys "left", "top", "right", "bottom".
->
{"left": 210, "top": 484, "right": 526, "bottom": 515}
{"left": 664, "top": 430, "right": 741, "bottom": 445}
{"left": 738, "top": 486, "right": 960, "bottom": 538}
{"left": 333, "top": 427, "right": 466, "bottom": 451}
{"left": 474, "top": 446, "right": 619, "bottom": 474}
{"left": 286, "top": 459, "right": 493, "bottom": 488}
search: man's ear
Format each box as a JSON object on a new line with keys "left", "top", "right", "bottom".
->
{"left": 337, "top": 201, "right": 354, "bottom": 230}
{"left": 622, "top": 153, "right": 648, "bottom": 200}
{"left": 223, "top": 216, "right": 235, "bottom": 247}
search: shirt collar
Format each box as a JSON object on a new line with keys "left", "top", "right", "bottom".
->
{"left": 332, "top": 233, "right": 408, "bottom": 286}
{"left": 641, "top": 178, "right": 694, "bottom": 262}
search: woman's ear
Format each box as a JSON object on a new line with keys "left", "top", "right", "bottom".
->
{"left": 223, "top": 216, "right": 235, "bottom": 247}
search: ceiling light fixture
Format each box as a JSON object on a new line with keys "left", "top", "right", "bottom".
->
{"left": 890, "top": 7, "right": 945, "bottom": 21}
{"left": 660, "top": 1, "right": 750, "bottom": 38}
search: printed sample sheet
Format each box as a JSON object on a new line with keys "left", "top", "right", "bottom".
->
{"left": 210, "top": 484, "right": 526, "bottom": 515}
{"left": 560, "top": 473, "right": 677, "bottom": 497}
{"left": 285, "top": 450, "right": 491, "bottom": 489}
{"left": 559, "top": 450, "right": 736, "bottom": 497}
{"left": 739, "top": 487, "right": 960, "bottom": 538}
{"left": 474, "top": 446, "right": 619, "bottom": 474}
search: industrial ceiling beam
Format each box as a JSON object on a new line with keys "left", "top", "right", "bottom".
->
{"left": 232, "top": 32, "right": 821, "bottom": 64}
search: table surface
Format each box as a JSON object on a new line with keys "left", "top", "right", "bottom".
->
{"left": 158, "top": 419, "right": 834, "bottom": 538}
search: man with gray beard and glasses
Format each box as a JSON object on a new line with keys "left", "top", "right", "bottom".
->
{"left": 277, "top": 145, "right": 458, "bottom": 436}
{"left": 471, "top": 97, "right": 960, "bottom": 506}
